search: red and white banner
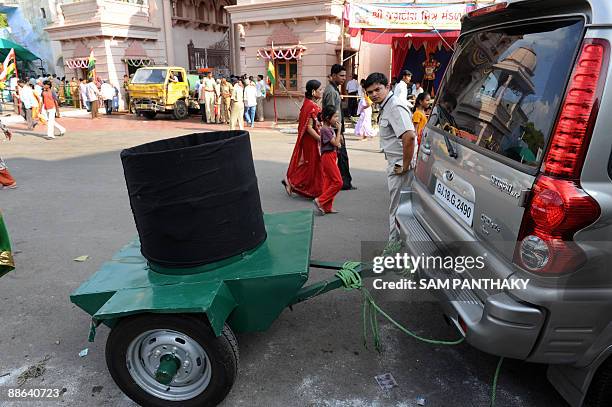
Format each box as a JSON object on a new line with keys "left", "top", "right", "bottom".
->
{"left": 348, "top": 3, "right": 468, "bottom": 30}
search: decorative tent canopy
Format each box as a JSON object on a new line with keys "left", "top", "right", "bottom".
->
{"left": 65, "top": 58, "right": 90, "bottom": 69}
{"left": 0, "top": 38, "right": 40, "bottom": 61}
{"left": 359, "top": 29, "right": 459, "bottom": 46}
{"left": 391, "top": 33, "right": 460, "bottom": 79}
{"left": 123, "top": 41, "right": 153, "bottom": 67}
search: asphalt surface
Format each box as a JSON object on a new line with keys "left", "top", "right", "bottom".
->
{"left": 0, "top": 113, "right": 566, "bottom": 406}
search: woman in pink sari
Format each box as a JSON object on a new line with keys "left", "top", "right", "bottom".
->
{"left": 282, "top": 80, "right": 323, "bottom": 198}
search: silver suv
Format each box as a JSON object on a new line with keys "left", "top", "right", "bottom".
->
{"left": 397, "top": 1, "right": 612, "bottom": 406}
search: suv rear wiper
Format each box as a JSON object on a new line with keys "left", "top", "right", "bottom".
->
{"left": 443, "top": 132, "right": 458, "bottom": 159}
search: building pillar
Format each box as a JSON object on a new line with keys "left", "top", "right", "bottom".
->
{"left": 229, "top": 19, "right": 236, "bottom": 74}
{"left": 232, "top": 23, "right": 242, "bottom": 75}
{"left": 162, "top": 0, "right": 174, "bottom": 65}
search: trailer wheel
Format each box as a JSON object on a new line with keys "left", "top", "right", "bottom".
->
{"left": 585, "top": 357, "right": 612, "bottom": 407}
{"left": 173, "top": 100, "right": 189, "bottom": 120}
{"left": 143, "top": 112, "right": 157, "bottom": 120}
{"left": 106, "top": 314, "right": 238, "bottom": 407}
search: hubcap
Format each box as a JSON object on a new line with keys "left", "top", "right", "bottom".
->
{"left": 126, "top": 329, "right": 212, "bottom": 401}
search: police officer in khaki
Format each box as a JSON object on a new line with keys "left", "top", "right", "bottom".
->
{"left": 364, "top": 72, "right": 417, "bottom": 247}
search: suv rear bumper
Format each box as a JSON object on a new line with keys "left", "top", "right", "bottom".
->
{"left": 397, "top": 190, "right": 545, "bottom": 359}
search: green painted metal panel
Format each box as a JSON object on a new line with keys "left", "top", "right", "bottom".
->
{"left": 92, "top": 282, "right": 236, "bottom": 336}
{"left": 71, "top": 210, "right": 314, "bottom": 336}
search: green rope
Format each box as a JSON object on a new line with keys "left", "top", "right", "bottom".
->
{"left": 490, "top": 357, "right": 504, "bottom": 407}
{"left": 88, "top": 319, "right": 101, "bottom": 342}
{"left": 335, "top": 262, "right": 503, "bottom": 406}
{"left": 335, "top": 263, "right": 465, "bottom": 350}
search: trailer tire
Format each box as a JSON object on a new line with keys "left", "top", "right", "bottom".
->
{"left": 143, "top": 112, "right": 157, "bottom": 120}
{"left": 173, "top": 100, "right": 189, "bottom": 120}
{"left": 105, "top": 314, "right": 238, "bottom": 407}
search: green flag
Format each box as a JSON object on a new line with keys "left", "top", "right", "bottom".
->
{"left": 87, "top": 49, "right": 96, "bottom": 80}
{"left": 267, "top": 60, "right": 276, "bottom": 95}
{"left": 0, "top": 211, "right": 14, "bottom": 278}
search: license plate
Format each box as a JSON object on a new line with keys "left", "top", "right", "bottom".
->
{"left": 137, "top": 104, "right": 151, "bottom": 109}
{"left": 434, "top": 179, "right": 474, "bottom": 226}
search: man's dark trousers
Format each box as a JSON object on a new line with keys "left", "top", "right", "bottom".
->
{"left": 338, "top": 118, "right": 353, "bottom": 189}
{"left": 199, "top": 103, "right": 206, "bottom": 122}
{"left": 348, "top": 91, "right": 358, "bottom": 116}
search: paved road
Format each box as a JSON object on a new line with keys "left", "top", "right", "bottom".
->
{"left": 0, "top": 114, "right": 565, "bottom": 406}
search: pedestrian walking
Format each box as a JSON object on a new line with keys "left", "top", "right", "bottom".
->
{"left": 220, "top": 77, "right": 232, "bottom": 125}
{"left": 113, "top": 84, "right": 120, "bottom": 112}
{"left": 0, "top": 120, "right": 17, "bottom": 189}
{"left": 69, "top": 77, "right": 79, "bottom": 108}
{"left": 355, "top": 83, "right": 374, "bottom": 141}
{"left": 255, "top": 74, "right": 268, "bottom": 122}
{"left": 9, "top": 76, "right": 17, "bottom": 103}
{"left": 101, "top": 80, "right": 114, "bottom": 115}
{"left": 229, "top": 79, "right": 245, "bottom": 131}
{"left": 282, "top": 79, "right": 323, "bottom": 198}
{"left": 59, "top": 78, "right": 67, "bottom": 105}
{"left": 202, "top": 71, "right": 217, "bottom": 124}
{"left": 197, "top": 77, "right": 206, "bottom": 123}
{"left": 244, "top": 80, "right": 257, "bottom": 128}
{"left": 313, "top": 105, "right": 343, "bottom": 215}
{"left": 122, "top": 74, "right": 131, "bottom": 112}
{"left": 364, "top": 72, "right": 417, "bottom": 246}
{"left": 346, "top": 74, "right": 360, "bottom": 117}
{"left": 85, "top": 77, "right": 101, "bottom": 119}
{"left": 79, "top": 79, "right": 89, "bottom": 111}
{"left": 214, "top": 79, "right": 222, "bottom": 124}
{"left": 17, "top": 80, "right": 38, "bottom": 130}
{"left": 41, "top": 80, "right": 66, "bottom": 140}
{"left": 322, "top": 64, "right": 355, "bottom": 190}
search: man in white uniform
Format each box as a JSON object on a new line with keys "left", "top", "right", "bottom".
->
{"left": 201, "top": 71, "right": 217, "bottom": 124}
{"left": 364, "top": 72, "right": 417, "bottom": 245}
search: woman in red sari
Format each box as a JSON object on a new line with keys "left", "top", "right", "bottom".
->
{"left": 282, "top": 80, "right": 323, "bottom": 198}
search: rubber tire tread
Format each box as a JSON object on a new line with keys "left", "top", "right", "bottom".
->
{"left": 105, "top": 313, "right": 238, "bottom": 407}
{"left": 173, "top": 100, "right": 188, "bottom": 120}
{"left": 585, "top": 357, "right": 612, "bottom": 407}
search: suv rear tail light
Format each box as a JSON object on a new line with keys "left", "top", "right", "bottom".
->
{"left": 515, "top": 39, "right": 608, "bottom": 274}
{"left": 544, "top": 39, "right": 608, "bottom": 178}
{"left": 516, "top": 176, "right": 600, "bottom": 273}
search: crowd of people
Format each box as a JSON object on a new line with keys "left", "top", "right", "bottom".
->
{"left": 3, "top": 65, "right": 433, "bottom": 246}
{"left": 194, "top": 71, "right": 269, "bottom": 130}
{"left": 6, "top": 74, "right": 123, "bottom": 141}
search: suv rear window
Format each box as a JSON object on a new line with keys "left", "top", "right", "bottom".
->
{"left": 432, "top": 19, "right": 584, "bottom": 169}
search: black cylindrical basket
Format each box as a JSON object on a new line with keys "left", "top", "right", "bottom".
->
{"left": 120, "top": 131, "right": 266, "bottom": 269}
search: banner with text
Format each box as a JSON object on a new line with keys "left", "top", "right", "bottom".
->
{"left": 348, "top": 3, "right": 468, "bottom": 30}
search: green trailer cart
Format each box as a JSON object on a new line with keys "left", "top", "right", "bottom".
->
{"left": 71, "top": 209, "right": 367, "bottom": 406}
